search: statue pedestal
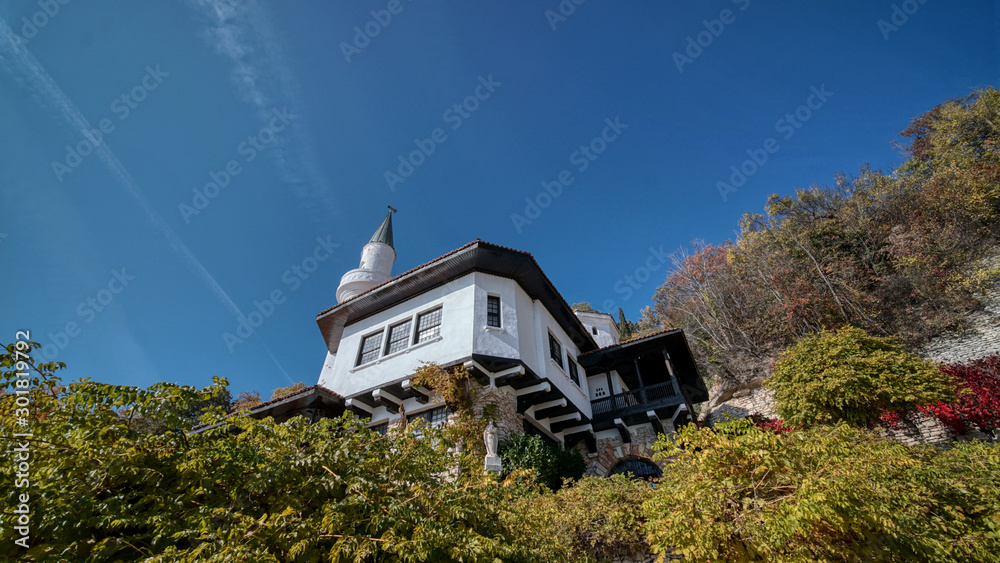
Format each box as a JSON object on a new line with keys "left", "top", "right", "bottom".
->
{"left": 484, "top": 454, "right": 502, "bottom": 474}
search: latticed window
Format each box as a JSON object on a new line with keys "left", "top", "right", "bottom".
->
{"left": 415, "top": 308, "right": 443, "bottom": 343}
{"left": 409, "top": 406, "right": 450, "bottom": 427}
{"left": 385, "top": 320, "right": 411, "bottom": 354}
{"left": 568, "top": 358, "right": 580, "bottom": 386}
{"left": 357, "top": 331, "right": 383, "bottom": 365}
{"left": 487, "top": 295, "right": 501, "bottom": 328}
{"left": 371, "top": 423, "right": 388, "bottom": 436}
{"left": 549, "top": 333, "right": 563, "bottom": 368}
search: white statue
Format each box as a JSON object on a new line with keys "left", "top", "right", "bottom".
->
{"left": 483, "top": 422, "right": 502, "bottom": 474}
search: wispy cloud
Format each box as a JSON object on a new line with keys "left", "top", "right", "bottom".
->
{"left": 0, "top": 16, "right": 293, "bottom": 384}
{"left": 187, "top": 0, "right": 339, "bottom": 226}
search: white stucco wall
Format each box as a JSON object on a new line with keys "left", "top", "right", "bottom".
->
{"left": 531, "top": 299, "right": 592, "bottom": 417}
{"left": 575, "top": 311, "right": 620, "bottom": 347}
{"left": 471, "top": 273, "right": 520, "bottom": 360}
{"left": 587, "top": 370, "right": 626, "bottom": 401}
{"left": 318, "top": 273, "right": 476, "bottom": 397}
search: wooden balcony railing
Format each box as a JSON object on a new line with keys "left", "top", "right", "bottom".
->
{"left": 591, "top": 381, "right": 681, "bottom": 421}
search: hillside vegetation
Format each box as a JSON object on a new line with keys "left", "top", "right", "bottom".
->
{"left": 645, "top": 87, "right": 1000, "bottom": 391}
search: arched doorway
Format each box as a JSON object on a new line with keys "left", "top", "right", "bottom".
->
{"left": 607, "top": 458, "right": 661, "bottom": 481}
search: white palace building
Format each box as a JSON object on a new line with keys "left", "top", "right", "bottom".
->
{"left": 249, "top": 211, "right": 708, "bottom": 477}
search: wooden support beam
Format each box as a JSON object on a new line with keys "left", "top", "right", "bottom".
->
{"left": 372, "top": 389, "right": 402, "bottom": 414}
{"left": 614, "top": 418, "right": 632, "bottom": 443}
{"left": 647, "top": 410, "right": 665, "bottom": 436}
{"left": 345, "top": 398, "right": 373, "bottom": 416}
{"left": 401, "top": 379, "right": 431, "bottom": 404}
{"left": 549, "top": 413, "right": 582, "bottom": 434}
{"left": 516, "top": 382, "right": 551, "bottom": 413}
{"left": 516, "top": 382, "right": 551, "bottom": 396}
{"left": 532, "top": 398, "right": 567, "bottom": 419}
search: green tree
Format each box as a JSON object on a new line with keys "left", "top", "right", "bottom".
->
{"left": 617, "top": 308, "right": 636, "bottom": 341}
{"left": 0, "top": 343, "right": 543, "bottom": 562}
{"left": 767, "top": 326, "right": 956, "bottom": 426}
{"left": 644, "top": 420, "right": 1000, "bottom": 563}
{"left": 571, "top": 302, "right": 597, "bottom": 313}
{"left": 499, "top": 432, "right": 585, "bottom": 491}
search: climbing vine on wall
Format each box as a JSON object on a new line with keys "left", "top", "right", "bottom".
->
{"left": 410, "top": 362, "right": 498, "bottom": 462}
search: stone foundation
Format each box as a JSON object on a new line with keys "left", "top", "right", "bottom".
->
{"left": 584, "top": 422, "right": 668, "bottom": 477}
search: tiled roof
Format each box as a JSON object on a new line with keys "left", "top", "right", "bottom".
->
{"left": 579, "top": 328, "right": 680, "bottom": 357}
{"left": 238, "top": 384, "right": 341, "bottom": 412}
{"left": 189, "top": 384, "right": 342, "bottom": 432}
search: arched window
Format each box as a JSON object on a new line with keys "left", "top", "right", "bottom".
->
{"left": 607, "top": 458, "right": 661, "bottom": 481}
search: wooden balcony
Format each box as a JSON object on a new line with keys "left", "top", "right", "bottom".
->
{"left": 591, "top": 381, "right": 683, "bottom": 422}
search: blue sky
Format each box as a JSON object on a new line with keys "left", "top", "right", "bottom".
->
{"left": 1, "top": 0, "right": 997, "bottom": 397}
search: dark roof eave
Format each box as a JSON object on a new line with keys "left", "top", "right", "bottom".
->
{"left": 316, "top": 240, "right": 598, "bottom": 356}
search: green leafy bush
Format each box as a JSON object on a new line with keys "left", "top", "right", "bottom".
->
{"left": 1, "top": 342, "right": 542, "bottom": 562}
{"left": 506, "top": 475, "right": 652, "bottom": 562}
{"left": 644, "top": 420, "right": 1000, "bottom": 563}
{"left": 499, "top": 432, "right": 586, "bottom": 491}
{"left": 767, "top": 326, "right": 955, "bottom": 426}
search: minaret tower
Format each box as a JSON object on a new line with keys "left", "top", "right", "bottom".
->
{"left": 336, "top": 207, "right": 396, "bottom": 303}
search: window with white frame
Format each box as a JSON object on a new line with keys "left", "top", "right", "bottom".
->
{"left": 548, "top": 333, "right": 563, "bottom": 368}
{"left": 357, "top": 331, "right": 383, "bottom": 365}
{"left": 486, "top": 295, "right": 501, "bottom": 328}
{"left": 385, "top": 320, "right": 411, "bottom": 355}
{"left": 415, "top": 307, "right": 443, "bottom": 343}
{"left": 568, "top": 358, "right": 580, "bottom": 386}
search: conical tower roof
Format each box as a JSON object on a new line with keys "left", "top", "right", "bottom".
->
{"left": 369, "top": 210, "right": 394, "bottom": 249}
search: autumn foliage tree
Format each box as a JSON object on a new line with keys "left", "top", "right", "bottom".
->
{"left": 648, "top": 87, "right": 1000, "bottom": 394}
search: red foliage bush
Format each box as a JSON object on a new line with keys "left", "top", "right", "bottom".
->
{"left": 916, "top": 354, "right": 1000, "bottom": 434}
{"left": 751, "top": 416, "right": 797, "bottom": 434}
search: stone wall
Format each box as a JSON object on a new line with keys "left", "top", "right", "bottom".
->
{"left": 874, "top": 411, "right": 954, "bottom": 446}
{"left": 475, "top": 385, "right": 519, "bottom": 442}
{"left": 921, "top": 290, "right": 1000, "bottom": 364}
{"left": 708, "top": 386, "right": 776, "bottom": 426}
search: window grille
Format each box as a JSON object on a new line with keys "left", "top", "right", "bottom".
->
{"left": 385, "top": 320, "right": 411, "bottom": 354}
{"left": 371, "top": 423, "right": 388, "bottom": 436}
{"left": 415, "top": 308, "right": 443, "bottom": 343}
{"left": 357, "top": 331, "right": 383, "bottom": 365}
{"left": 548, "top": 333, "right": 563, "bottom": 368}
{"left": 568, "top": 358, "right": 580, "bottom": 386}
{"left": 486, "top": 295, "right": 501, "bottom": 328}
{"left": 409, "top": 406, "right": 450, "bottom": 427}
{"left": 608, "top": 459, "right": 662, "bottom": 481}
